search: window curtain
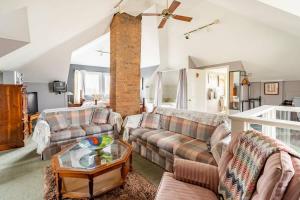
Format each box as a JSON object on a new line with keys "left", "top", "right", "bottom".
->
{"left": 74, "top": 70, "right": 82, "bottom": 104}
{"left": 81, "top": 70, "right": 86, "bottom": 97}
{"left": 176, "top": 68, "right": 188, "bottom": 109}
{"left": 98, "top": 72, "right": 104, "bottom": 96}
{"left": 154, "top": 71, "right": 163, "bottom": 107}
{"left": 74, "top": 70, "right": 87, "bottom": 103}
{"left": 74, "top": 70, "right": 110, "bottom": 103}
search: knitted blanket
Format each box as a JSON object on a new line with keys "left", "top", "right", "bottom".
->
{"left": 218, "top": 130, "right": 299, "bottom": 200}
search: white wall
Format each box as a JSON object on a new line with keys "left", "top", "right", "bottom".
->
{"left": 0, "top": 7, "right": 30, "bottom": 42}
{"left": 141, "top": 5, "right": 160, "bottom": 68}
{"left": 0, "top": 7, "right": 30, "bottom": 57}
{"left": 25, "top": 82, "right": 66, "bottom": 112}
{"left": 250, "top": 80, "right": 300, "bottom": 105}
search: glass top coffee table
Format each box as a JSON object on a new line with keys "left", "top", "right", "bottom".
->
{"left": 51, "top": 139, "right": 132, "bottom": 200}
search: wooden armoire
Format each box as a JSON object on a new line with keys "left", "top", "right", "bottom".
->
{"left": 0, "top": 84, "right": 28, "bottom": 150}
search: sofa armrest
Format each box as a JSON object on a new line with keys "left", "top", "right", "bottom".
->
{"left": 122, "top": 114, "right": 143, "bottom": 141}
{"left": 174, "top": 158, "right": 219, "bottom": 194}
{"left": 32, "top": 119, "right": 51, "bottom": 154}
{"left": 122, "top": 114, "right": 143, "bottom": 129}
{"left": 108, "top": 112, "right": 123, "bottom": 133}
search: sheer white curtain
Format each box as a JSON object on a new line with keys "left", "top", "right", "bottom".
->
{"left": 74, "top": 70, "right": 110, "bottom": 103}
{"left": 154, "top": 71, "right": 163, "bottom": 107}
{"left": 176, "top": 68, "right": 188, "bottom": 109}
{"left": 74, "top": 70, "right": 83, "bottom": 104}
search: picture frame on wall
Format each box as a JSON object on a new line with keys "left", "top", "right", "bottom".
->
{"left": 264, "top": 82, "right": 279, "bottom": 95}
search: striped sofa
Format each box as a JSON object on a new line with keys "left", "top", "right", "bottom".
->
{"left": 36, "top": 107, "right": 122, "bottom": 160}
{"left": 155, "top": 132, "right": 300, "bottom": 200}
{"left": 127, "top": 108, "right": 229, "bottom": 172}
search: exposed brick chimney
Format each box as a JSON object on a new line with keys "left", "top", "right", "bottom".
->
{"left": 110, "top": 13, "right": 141, "bottom": 117}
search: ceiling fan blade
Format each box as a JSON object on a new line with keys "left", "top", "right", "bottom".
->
{"left": 172, "top": 15, "right": 193, "bottom": 22}
{"left": 158, "top": 18, "right": 167, "bottom": 29}
{"left": 168, "top": 0, "right": 181, "bottom": 14}
{"left": 142, "top": 13, "right": 162, "bottom": 16}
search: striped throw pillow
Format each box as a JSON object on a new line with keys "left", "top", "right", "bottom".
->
{"left": 140, "top": 113, "right": 160, "bottom": 129}
{"left": 46, "top": 113, "right": 69, "bottom": 132}
{"left": 210, "top": 123, "right": 231, "bottom": 148}
{"left": 92, "top": 108, "right": 110, "bottom": 124}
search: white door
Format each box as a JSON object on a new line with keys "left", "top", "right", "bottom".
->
{"left": 187, "top": 69, "right": 206, "bottom": 111}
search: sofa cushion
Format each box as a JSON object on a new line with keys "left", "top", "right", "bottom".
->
{"left": 92, "top": 108, "right": 110, "bottom": 124}
{"left": 174, "top": 139, "right": 217, "bottom": 166}
{"left": 140, "top": 113, "right": 161, "bottom": 129}
{"left": 157, "top": 134, "right": 193, "bottom": 153}
{"left": 67, "top": 108, "right": 94, "bottom": 127}
{"left": 251, "top": 151, "right": 294, "bottom": 200}
{"left": 155, "top": 172, "right": 218, "bottom": 200}
{"left": 129, "top": 127, "right": 153, "bottom": 142}
{"left": 50, "top": 127, "right": 85, "bottom": 142}
{"left": 46, "top": 113, "right": 69, "bottom": 132}
{"left": 81, "top": 123, "right": 113, "bottom": 135}
{"left": 283, "top": 156, "right": 300, "bottom": 200}
{"left": 147, "top": 131, "right": 176, "bottom": 147}
{"left": 169, "top": 116, "right": 216, "bottom": 142}
{"left": 210, "top": 123, "right": 231, "bottom": 148}
{"left": 169, "top": 116, "right": 198, "bottom": 136}
{"left": 160, "top": 115, "right": 171, "bottom": 130}
{"left": 141, "top": 129, "right": 169, "bottom": 141}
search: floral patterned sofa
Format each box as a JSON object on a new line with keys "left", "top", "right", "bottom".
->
{"left": 33, "top": 106, "right": 122, "bottom": 160}
{"left": 126, "top": 107, "right": 230, "bottom": 171}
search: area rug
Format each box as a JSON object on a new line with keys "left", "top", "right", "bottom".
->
{"left": 44, "top": 166, "right": 157, "bottom": 200}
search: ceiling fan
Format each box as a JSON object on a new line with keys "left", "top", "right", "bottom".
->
{"left": 142, "top": 0, "right": 192, "bottom": 29}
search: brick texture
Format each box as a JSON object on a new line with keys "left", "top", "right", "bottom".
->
{"left": 110, "top": 13, "right": 141, "bottom": 117}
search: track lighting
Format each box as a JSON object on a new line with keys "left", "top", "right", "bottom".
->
{"left": 184, "top": 19, "right": 219, "bottom": 39}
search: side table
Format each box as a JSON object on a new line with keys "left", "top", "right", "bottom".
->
{"left": 28, "top": 113, "right": 40, "bottom": 134}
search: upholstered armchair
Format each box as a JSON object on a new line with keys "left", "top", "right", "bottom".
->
{"left": 155, "top": 133, "right": 300, "bottom": 200}
{"left": 155, "top": 158, "right": 220, "bottom": 200}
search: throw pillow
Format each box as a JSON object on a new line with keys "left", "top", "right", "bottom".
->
{"left": 210, "top": 123, "right": 231, "bottom": 148}
{"left": 211, "top": 135, "right": 231, "bottom": 165}
{"left": 140, "top": 113, "right": 160, "bottom": 129}
{"left": 92, "top": 108, "right": 110, "bottom": 124}
{"left": 46, "top": 113, "right": 69, "bottom": 132}
{"left": 283, "top": 156, "right": 300, "bottom": 200}
{"left": 252, "top": 151, "right": 295, "bottom": 200}
{"left": 160, "top": 115, "right": 171, "bottom": 130}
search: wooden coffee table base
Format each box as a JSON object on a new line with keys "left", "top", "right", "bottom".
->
{"left": 53, "top": 162, "right": 130, "bottom": 200}
{"left": 51, "top": 140, "right": 132, "bottom": 200}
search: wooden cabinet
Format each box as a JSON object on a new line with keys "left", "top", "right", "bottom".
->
{"left": 0, "top": 84, "right": 28, "bottom": 150}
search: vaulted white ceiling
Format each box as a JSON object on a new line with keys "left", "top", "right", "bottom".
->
{"left": 0, "top": 0, "right": 300, "bottom": 82}
{"left": 71, "top": 32, "right": 110, "bottom": 67}
{"left": 0, "top": 0, "right": 153, "bottom": 82}
{"left": 70, "top": 5, "right": 160, "bottom": 68}
{"left": 166, "top": 0, "right": 300, "bottom": 81}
